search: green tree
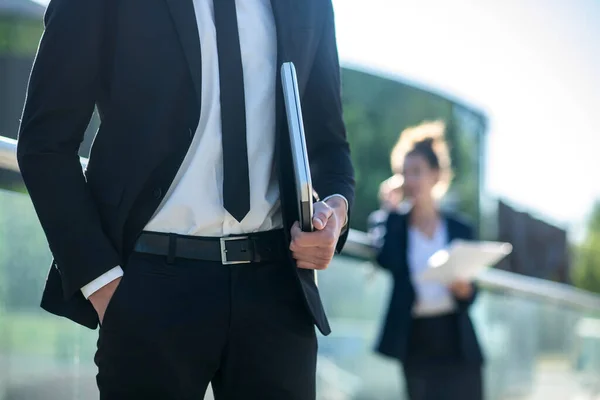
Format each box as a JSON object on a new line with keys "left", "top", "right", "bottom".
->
{"left": 572, "top": 202, "right": 600, "bottom": 294}
{"left": 341, "top": 68, "right": 484, "bottom": 232}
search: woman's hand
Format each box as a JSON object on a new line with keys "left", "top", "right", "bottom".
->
{"left": 379, "top": 174, "right": 404, "bottom": 210}
{"left": 449, "top": 280, "right": 473, "bottom": 300}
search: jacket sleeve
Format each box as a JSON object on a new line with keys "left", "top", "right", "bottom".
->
{"left": 372, "top": 213, "right": 402, "bottom": 272}
{"left": 303, "top": 0, "right": 355, "bottom": 253}
{"left": 17, "top": 0, "right": 121, "bottom": 300}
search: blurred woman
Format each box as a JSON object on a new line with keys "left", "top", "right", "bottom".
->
{"left": 370, "top": 121, "right": 484, "bottom": 400}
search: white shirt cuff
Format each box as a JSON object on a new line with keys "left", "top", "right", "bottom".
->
{"left": 323, "top": 194, "right": 349, "bottom": 227}
{"left": 81, "top": 266, "right": 124, "bottom": 299}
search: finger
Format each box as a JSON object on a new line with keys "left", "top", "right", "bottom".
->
{"left": 312, "top": 216, "right": 326, "bottom": 231}
{"left": 312, "top": 202, "right": 334, "bottom": 231}
{"left": 293, "top": 258, "right": 329, "bottom": 270}
{"left": 290, "top": 221, "right": 302, "bottom": 240}
{"left": 290, "top": 221, "right": 337, "bottom": 248}
{"left": 296, "top": 260, "right": 319, "bottom": 270}
{"left": 292, "top": 250, "right": 333, "bottom": 264}
{"left": 292, "top": 225, "right": 338, "bottom": 249}
{"left": 290, "top": 222, "right": 305, "bottom": 251}
{"left": 296, "top": 260, "right": 328, "bottom": 270}
{"left": 290, "top": 222, "right": 308, "bottom": 252}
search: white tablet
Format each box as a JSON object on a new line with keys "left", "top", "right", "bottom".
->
{"left": 421, "top": 240, "right": 513, "bottom": 284}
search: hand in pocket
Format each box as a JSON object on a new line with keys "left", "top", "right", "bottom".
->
{"left": 89, "top": 277, "right": 122, "bottom": 325}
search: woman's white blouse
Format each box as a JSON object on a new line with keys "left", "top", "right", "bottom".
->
{"left": 408, "top": 220, "right": 457, "bottom": 317}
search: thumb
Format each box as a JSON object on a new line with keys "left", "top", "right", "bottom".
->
{"left": 313, "top": 202, "right": 333, "bottom": 230}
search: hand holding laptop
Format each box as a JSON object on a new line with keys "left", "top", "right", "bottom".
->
{"left": 282, "top": 61, "right": 347, "bottom": 270}
{"left": 289, "top": 199, "right": 346, "bottom": 271}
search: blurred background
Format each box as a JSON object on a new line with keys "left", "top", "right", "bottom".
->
{"left": 1, "top": 0, "right": 600, "bottom": 399}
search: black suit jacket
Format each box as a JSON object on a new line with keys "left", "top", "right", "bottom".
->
{"left": 17, "top": 0, "right": 354, "bottom": 336}
{"left": 369, "top": 210, "right": 483, "bottom": 364}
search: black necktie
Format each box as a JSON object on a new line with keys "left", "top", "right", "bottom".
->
{"left": 214, "top": 0, "right": 250, "bottom": 222}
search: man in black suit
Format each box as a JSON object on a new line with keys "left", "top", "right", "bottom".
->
{"left": 17, "top": 0, "right": 355, "bottom": 398}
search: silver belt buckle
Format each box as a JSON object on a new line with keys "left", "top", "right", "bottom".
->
{"left": 220, "top": 236, "right": 251, "bottom": 265}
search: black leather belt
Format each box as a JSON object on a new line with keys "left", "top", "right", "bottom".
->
{"left": 133, "top": 229, "right": 287, "bottom": 265}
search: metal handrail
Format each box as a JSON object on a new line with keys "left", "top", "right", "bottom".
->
{"left": 1, "top": 135, "right": 600, "bottom": 312}
{"left": 345, "top": 228, "right": 600, "bottom": 312}
{"left": 0, "top": 135, "right": 88, "bottom": 171}
{"left": 0, "top": 136, "right": 18, "bottom": 172}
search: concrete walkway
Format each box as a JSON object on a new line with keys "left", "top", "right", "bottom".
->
{"left": 501, "top": 358, "right": 599, "bottom": 400}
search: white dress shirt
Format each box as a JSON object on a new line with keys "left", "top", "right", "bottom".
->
{"left": 82, "top": 0, "right": 346, "bottom": 298}
{"left": 408, "top": 220, "right": 457, "bottom": 317}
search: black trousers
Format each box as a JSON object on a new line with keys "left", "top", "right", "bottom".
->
{"left": 403, "top": 314, "right": 483, "bottom": 400}
{"left": 404, "top": 363, "right": 483, "bottom": 400}
{"left": 94, "top": 251, "right": 317, "bottom": 400}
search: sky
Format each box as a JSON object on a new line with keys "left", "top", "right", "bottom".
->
{"left": 331, "top": 0, "right": 600, "bottom": 239}
{"left": 31, "top": 0, "right": 600, "bottom": 238}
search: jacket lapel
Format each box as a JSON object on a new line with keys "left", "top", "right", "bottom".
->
{"left": 405, "top": 211, "right": 459, "bottom": 244}
{"left": 164, "top": 0, "right": 202, "bottom": 107}
{"left": 162, "top": 0, "right": 301, "bottom": 124}
{"left": 270, "top": 0, "right": 292, "bottom": 136}
{"left": 398, "top": 211, "right": 410, "bottom": 272}
{"left": 270, "top": 0, "right": 292, "bottom": 209}
{"left": 444, "top": 212, "right": 459, "bottom": 243}
{"left": 401, "top": 210, "right": 458, "bottom": 263}
{"left": 270, "top": 0, "right": 295, "bottom": 61}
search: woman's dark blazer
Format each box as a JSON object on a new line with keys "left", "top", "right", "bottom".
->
{"left": 369, "top": 210, "right": 484, "bottom": 364}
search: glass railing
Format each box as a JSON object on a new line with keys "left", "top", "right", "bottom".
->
{"left": 1, "top": 138, "right": 600, "bottom": 399}
{"left": 317, "top": 252, "right": 600, "bottom": 400}
{"left": 0, "top": 188, "right": 99, "bottom": 400}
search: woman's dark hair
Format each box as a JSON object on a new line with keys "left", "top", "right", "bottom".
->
{"left": 390, "top": 121, "right": 452, "bottom": 197}
{"left": 409, "top": 137, "right": 440, "bottom": 170}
